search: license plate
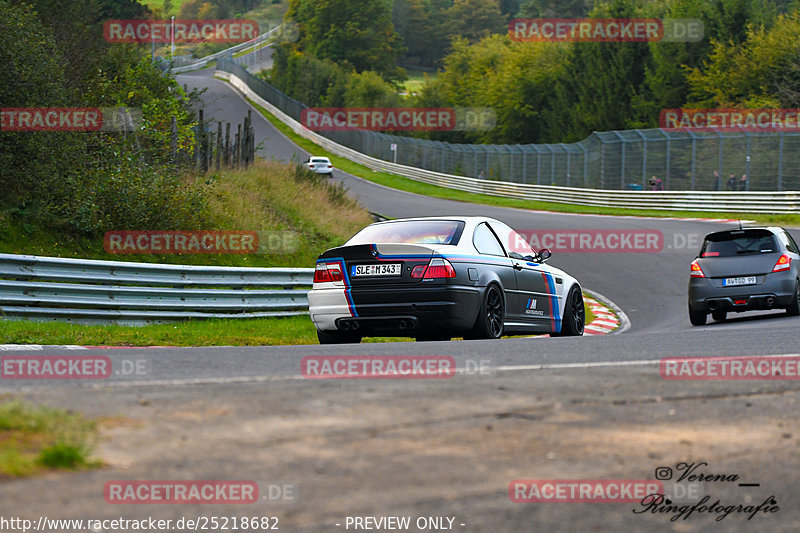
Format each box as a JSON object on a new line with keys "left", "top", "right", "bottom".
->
{"left": 722, "top": 276, "right": 757, "bottom": 287}
{"left": 351, "top": 263, "right": 402, "bottom": 277}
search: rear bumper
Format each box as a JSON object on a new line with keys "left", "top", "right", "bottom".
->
{"left": 689, "top": 273, "right": 796, "bottom": 313}
{"left": 309, "top": 285, "right": 482, "bottom": 334}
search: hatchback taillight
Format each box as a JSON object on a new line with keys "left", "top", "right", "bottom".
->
{"left": 773, "top": 254, "right": 792, "bottom": 272}
{"left": 410, "top": 258, "right": 456, "bottom": 279}
{"left": 690, "top": 259, "right": 705, "bottom": 278}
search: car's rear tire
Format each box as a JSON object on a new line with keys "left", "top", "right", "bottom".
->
{"left": 468, "top": 284, "right": 504, "bottom": 339}
{"left": 317, "top": 330, "right": 361, "bottom": 344}
{"left": 689, "top": 304, "right": 707, "bottom": 326}
{"left": 552, "top": 285, "right": 584, "bottom": 336}
{"left": 787, "top": 280, "right": 800, "bottom": 316}
{"left": 712, "top": 310, "right": 727, "bottom": 322}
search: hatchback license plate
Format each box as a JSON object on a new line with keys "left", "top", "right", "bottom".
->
{"left": 723, "top": 276, "right": 756, "bottom": 287}
{"left": 352, "top": 263, "right": 402, "bottom": 276}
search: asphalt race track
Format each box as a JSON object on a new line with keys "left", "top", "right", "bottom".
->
{"left": 1, "top": 67, "right": 799, "bottom": 533}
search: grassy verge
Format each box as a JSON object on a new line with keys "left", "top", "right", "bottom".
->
{"left": 0, "top": 159, "right": 372, "bottom": 267}
{"left": 0, "top": 299, "right": 597, "bottom": 346}
{"left": 0, "top": 400, "right": 98, "bottom": 477}
{"left": 0, "top": 316, "right": 406, "bottom": 346}
{"left": 237, "top": 91, "right": 800, "bottom": 227}
{"left": 584, "top": 301, "right": 596, "bottom": 326}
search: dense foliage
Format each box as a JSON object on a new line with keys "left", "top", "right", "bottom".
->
{"left": 0, "top": 0, "right": 209, "bottom": 239}
{"left": 267, "top": 0, "right": 800, "bottom": 145}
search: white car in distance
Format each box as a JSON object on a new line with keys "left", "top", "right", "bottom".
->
{"left": 305, "top": 156, "right": 334, "bottom": 177}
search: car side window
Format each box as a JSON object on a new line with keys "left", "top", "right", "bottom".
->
{"left": 473, "top": 223, "right": 506, "bottom": 256}
{"left": 781, "top": 232, "right": 800, "bottom": 254}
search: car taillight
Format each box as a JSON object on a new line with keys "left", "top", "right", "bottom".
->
{"left": 314, "top": 263, "right": 342, "bottom": 283}
{"left": 773, "top": 254, "right": 791, "bottom": 272}
{"left": 410, "top": 258, "right": 456, "bottom": 279}
{"left": 690, "top": 259, "right": 705, "bottom": 278}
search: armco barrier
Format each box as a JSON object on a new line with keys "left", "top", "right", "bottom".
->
{"left": 0, "top": 254, "right": 314, "bottom": 325}
{"left": 171, "top": 26, "right": 281, "bottom": 74}
{"left": 215, "top": 62, "right": 800, "bottom": 213}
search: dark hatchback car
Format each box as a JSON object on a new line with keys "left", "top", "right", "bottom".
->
{"left": 688, "top": 227, "right": 800, "bottom": 325}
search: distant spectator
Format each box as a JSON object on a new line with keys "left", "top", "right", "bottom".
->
{"left": 650, "top": 175, "right": 663, "bottom": 191}
{"left": 740, "top": 174, "right": 748, "bottom": 191}
{"left": 713, "top": 170, "right": 720, "bottom": 190}
{"left": 478, "top": 170, "right": 486, "bottom": 179}
{"left": 726, "top": 172, "right": 737, "bottom": 191}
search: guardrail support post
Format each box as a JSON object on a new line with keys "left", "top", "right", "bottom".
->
{"left": 778, "top": 132, "right": 784, "bottom": 191}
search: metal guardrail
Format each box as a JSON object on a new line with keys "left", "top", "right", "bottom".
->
{"left": 216, "top": 66, "right": 800, "bottom": 214}
{"left": 171, "top": 26, "right": 281, "bottom": 74}
{"left": 0, "top": 254, "right": 314, "bottom": 325}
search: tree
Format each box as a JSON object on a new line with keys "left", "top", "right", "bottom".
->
{"left": 444, "top": 0, "right": 507, "bottom": 43}
{"left": 686, "top": 11, "right": 800, "bottom": 107}
{"left": 344, "top": 71, "right": 402, "bottom": 107}
{"left": 0, "top": 0, "right": 82, "bottom": 208}
{"left": 517, "top": 0, "right": 593, "bottom": 17}
{"left": 287, "top": 0, "right": 404, "bottom": 78}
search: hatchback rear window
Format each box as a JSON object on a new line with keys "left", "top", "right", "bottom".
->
{"left": 700, "top": 229, "right": 779, "bottom": 257}
{"left": 348, "top": 220, "right": 465, "bottom": 245}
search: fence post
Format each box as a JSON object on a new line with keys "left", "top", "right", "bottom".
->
{"left": 716, "top": 132, "right": 724, "bottom": 191}
{"left": 216, "top": 121, "right": 222, "bottom": 170}
{"left": 616, "top": 132, "right": 626, "bottom": 189}
{"left": 665, "top": 135, "right": 672, "bottom": 189}
{"left": 196, "top": 109, "right": 204, "bottom": 171}
{"left": 778, "top": 132, "right": 784, "bottom": 191}
{"left": 600, "top": 141, "right": 605, "bottom": 189}
{"left": 225, "top": 123, "right": 231, "bottom": 167}
{"left": 744, "top": 132, "right": 751, "bottom": 191}
{"left": 690, "top": 133, "right": 697, "bottom": 191}
{"left": 236, "top": 124, "right": 242, "bottom": 168}
{"left": 581, "top": 144, "right": 588, "bottom": 188}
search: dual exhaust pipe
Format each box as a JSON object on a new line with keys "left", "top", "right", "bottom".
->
{"left": 339, "top": 319, "right": 416, "bottom": 331}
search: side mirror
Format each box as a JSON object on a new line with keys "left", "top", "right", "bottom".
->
{"left": 537, "top": 248, "right": 552, "bottom": 262}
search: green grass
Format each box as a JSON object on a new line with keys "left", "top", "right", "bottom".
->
{"left": 584, "top": 301, "right": 596, "bottom": 326}
{"left": 233, "top": 88, "right": 800, "bottom": 227}
{"left": 139, "top": 0, "right": 182, "bottom": 16}
{"left": 400, "top": 70, "right": 436, "bottom": 96}
{"left": 0, "top": 400, "right": 98, "bottom": 477}
{"left": 0, "top": 316, "right": 410, "bottom": 346}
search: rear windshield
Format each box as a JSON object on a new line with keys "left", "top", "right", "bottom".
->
{"left": 348, "top": 220, "right": 465, "bottom": 246}
{"left": 310, "top": 157, "right": 329, "bottom": 163}
{"left": 700, "top": 229, "right": 779, "bottom": 257}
